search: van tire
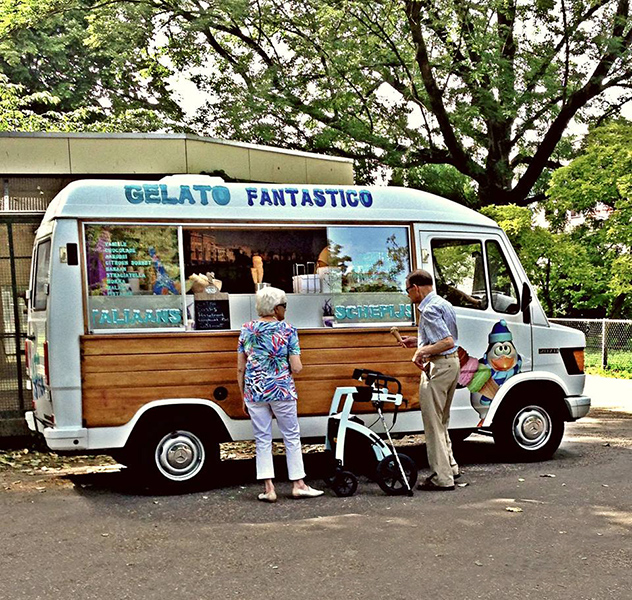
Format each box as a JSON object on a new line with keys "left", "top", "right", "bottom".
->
{"left": 492, "top": 398, "right": 564, "bottom": 462}
{"left": 131, "top": 418, "right": 220, "bottom": 490}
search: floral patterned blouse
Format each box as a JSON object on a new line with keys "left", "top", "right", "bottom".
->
{"left": 238, "top": 320, "right": 301, "bottom": 403}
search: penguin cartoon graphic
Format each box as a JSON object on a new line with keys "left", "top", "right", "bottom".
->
{"left": 480, "top": 319, "right": 522, "bottom": 405}
{"left": 456, "top": 320, "right": 523, "bottom": 424}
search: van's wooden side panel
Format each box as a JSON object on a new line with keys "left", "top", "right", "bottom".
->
{"left": 81, "top": 328, "right": 420, "bottom": 428}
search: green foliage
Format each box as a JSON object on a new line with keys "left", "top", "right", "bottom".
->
{"left": 546, "top": 121, "right": 632, "bottom": 317}
{"left": 393, "top": 164, "right": 478, "bottom": 207}
{"left": 546, "top": 123, "right": 632, "bottom": 228}
{"left": 586, "top": 351, "right": 632, "bottom": 379}
{"left": 0, "top": 71, "right": 168, "bottom": 131}
{"left": 168, "top": 0, "right": 632, "bottom": 206}
{"left": 4, "top": 0, "right": 632, "bottom": 205}
{"left": 0, "top": 0, "right": 182, "bottom": 131}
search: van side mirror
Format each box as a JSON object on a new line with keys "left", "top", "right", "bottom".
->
{"left": 521, "top": 282, "right": 532, "bottom": 324}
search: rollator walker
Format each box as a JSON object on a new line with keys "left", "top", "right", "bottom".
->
{"left": 325, "top": 368, "right": 418, "bottom": 497}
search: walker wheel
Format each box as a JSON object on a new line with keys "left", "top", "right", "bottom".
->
{"left": 376, "top": 454, "right": 418, "bottom": 496}
{"left": 330, "top": 471, "right": 358, "bottom": 497}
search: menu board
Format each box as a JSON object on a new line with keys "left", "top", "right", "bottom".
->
{"left": 85, "top": 225, "right": 183, "bottom": 331}
{"left": 194, "top": 298, "right": 231, "bottom": 330}
{"left": 85, "top": 225, "right": 180, "bottom": 296}
{"left": 95, "top": 240, "right": 148, "bottom": 295}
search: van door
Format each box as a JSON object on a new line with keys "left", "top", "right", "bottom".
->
{"left": 26, "top": 237, "right": 54, "bottom": 426}
{"left": 415, "top": 227, "right": 532, "bottom": 428}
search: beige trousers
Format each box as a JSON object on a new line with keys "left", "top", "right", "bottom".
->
{"left": 419, "top": 353, "right": 460, "bottom": 487}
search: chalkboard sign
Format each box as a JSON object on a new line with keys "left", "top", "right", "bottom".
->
{"left": 194, "top": 298, "right": 231, "bottom": 330}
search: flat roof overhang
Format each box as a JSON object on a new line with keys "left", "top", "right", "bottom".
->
{"left": 0, "top": 132, "right": 354, "bottom": 185}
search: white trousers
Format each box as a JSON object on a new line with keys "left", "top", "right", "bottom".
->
{"left": 246, "top": 400, "right": 306, "bottom": 481}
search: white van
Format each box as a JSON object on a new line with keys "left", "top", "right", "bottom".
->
{"left": 24, "top": 175, "right": 590, "bottom": 488}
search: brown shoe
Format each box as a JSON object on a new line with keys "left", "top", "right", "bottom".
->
{"left": 418, "top": 480, "right": 455, "bottom": 491}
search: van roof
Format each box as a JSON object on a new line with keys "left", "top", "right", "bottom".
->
{"left": 42, "top": 176, "right": 497, "bottom": 228}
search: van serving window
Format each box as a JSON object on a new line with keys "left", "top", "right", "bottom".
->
{"left": 182, "top": 225, "right": 412, "bottom": 328}
{"left": 84, "top": 224, "right": 183, "bottom": 331}
{"left": 82, "top": 224, "right": 412, "bottom": 332}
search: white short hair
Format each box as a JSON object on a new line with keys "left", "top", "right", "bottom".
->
{"left": 255, "top": 287, "right": 287, "bottom": 316}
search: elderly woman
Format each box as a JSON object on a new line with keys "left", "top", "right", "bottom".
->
{"left": 237, "top": 286, "right": 323, "bottom": 502}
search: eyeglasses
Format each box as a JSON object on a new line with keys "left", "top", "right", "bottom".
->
{"left": 405, "top": 284, "right": 416, "bottom": 293}
{"left": 277, "top": 303, "right": 287, "bottom": 309}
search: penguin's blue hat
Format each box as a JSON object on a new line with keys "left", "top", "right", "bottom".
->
{"left": 489, "top": 319, "right": 512, "bottom": 343}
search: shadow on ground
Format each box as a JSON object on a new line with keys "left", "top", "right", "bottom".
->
{"left": 37, "top": 404, "right": 632, "bottom": 497}
{"left": 64, "top": 433, "right": 505, "bottom": 497}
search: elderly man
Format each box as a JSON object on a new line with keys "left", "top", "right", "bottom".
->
{"left": 400, "top": 269, "right": 461, "bottom": 491}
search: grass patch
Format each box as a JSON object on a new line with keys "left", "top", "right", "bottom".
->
{"left": 586, "top": 350, "right": 632, "bottom": 379}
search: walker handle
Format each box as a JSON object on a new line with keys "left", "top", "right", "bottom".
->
{"left": 351, "top": 368, "right": 402, "bottom": 395}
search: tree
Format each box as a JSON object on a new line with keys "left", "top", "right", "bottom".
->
{"left": 0, "top": 0, "right": 182, "bottom": 131}
{"left": 3, "top": 1, "right": 632, "bottom": 206}
{"left": 46, "top": 0, "right": 628, "bottom": 207}
{"left": 546, "top": 120, "right": 632, "bottom": 317}
{"left": 481, "top": 204, "right": 613, "bottom": 317}
{"left": 479, "top": 121, "right": 632, "bottom": 320}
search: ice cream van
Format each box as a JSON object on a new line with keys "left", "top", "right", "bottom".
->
{"left": 24, "top": 175, "right": 590, "bottom": 489}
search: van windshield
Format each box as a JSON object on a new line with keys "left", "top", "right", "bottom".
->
{"left": 33, "top": 239, "right": 51, "bottom": 311}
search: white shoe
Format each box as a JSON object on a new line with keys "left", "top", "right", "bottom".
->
{"left": 257, "top": 491, "right": 277, "bottom": 503}
{"left": 292, "top": 486, "right": 324, "bottom": 499}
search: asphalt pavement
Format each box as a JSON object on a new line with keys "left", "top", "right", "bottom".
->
{"left": 1, "top": 375, "right": 631, "bottom": 600}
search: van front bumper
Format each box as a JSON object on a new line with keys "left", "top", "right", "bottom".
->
{"left": 565, "top": 395, "right": 591, "bottom": 420}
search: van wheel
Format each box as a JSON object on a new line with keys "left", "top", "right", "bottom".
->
{"left": 135, "top": 421, "right": 220, "bottom": 490}
{"left": 493, "top": 399, "right": 564, "bottom": 462}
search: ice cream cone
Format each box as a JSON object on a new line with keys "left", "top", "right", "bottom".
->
{"left": 478, "top": 377, "right": 499, "bottom": 399}
{"left": 467, "top": 363, "right": 492, "bottom": 393}
{"left": 390, "top": 327, "right": 403, "bottom": 344}
{"left": 458, "top": 356, "right": 480, "bottom": 387}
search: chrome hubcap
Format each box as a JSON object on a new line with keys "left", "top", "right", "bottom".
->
{"left": 512, "top": 406, "right": 552, "bottom": 450}
{"left": 155, "top": 431, "right": 205, "bottom": 481}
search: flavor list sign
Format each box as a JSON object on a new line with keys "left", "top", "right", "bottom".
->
{"left": 85, "top": 225, "right": 183, "bottom": 330}
{"left": 86, "top": 225, "right": 180, "bottom": 297}
{"left": 99, "top": 241, "right": 151, "bottom": 296}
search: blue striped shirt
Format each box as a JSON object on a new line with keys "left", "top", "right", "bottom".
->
{"left": 417, "top": 291, "right": 458, "bottom": 355}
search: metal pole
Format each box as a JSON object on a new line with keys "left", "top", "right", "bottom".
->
{"left": 3, "top": 179, "right": 9, "bottom": 212}
{"left": 601, "top": 319, "right": 607, "bottom": 369}
{"left": 7, "top": 223, "right": 25, "bottom": 412}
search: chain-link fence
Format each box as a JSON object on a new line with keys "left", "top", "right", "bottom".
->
{"left": 550, "top": 318, "right": 632, "bottom": 371}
